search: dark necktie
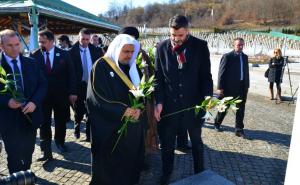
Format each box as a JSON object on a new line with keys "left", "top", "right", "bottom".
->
{"left": 11, "top": 59, "right": 23, "bottom": 93}
{"left": 45, "top": 52, "right": 51, "bottom": 74}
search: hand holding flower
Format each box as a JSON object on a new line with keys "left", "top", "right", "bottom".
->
{"left": 123, "top": 107, "right": 141, "bottom": 120}
{"left": 8, "top": 98, "right": 22, "bottom": 109}
{"left": 22, "top": 101, "right": 36, "bottom": 114}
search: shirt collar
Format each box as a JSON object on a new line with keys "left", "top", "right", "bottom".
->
{"left": 234, "top": 51, "right": 243, "bottom": 56}
{"left": 79, "top": 45, "right": 89, "bottom": 52}
{"left": 44, "top": 46, "right": 55, "bottom": 55}
{"left": 3, "top": 53, "right": 20, "bottom": 63}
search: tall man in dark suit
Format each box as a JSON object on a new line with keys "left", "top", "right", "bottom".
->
{"left": 154, "top": 15, "right": 213, "bottom": 185}
{"left": 31, "top": 29, "right": 77, "bottom": 161}
{"left": 69, "top": 28, "right": 103, "bottom": 141}
{"left": 214, "top": 37, "right": 249, "bottom": 138}
{"left": 0, "top": 29, "right": 47, "bottom": 173}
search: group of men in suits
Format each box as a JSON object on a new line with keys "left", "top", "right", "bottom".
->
{"left": 0, "top": 28, "right": 103, "bottom": 173}
{"left": 0, "top": 17, "right": 249, "bottom": 184}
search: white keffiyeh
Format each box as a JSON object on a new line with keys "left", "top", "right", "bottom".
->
{"left": 105, "top": 34, "right": 141, "bottom": 88}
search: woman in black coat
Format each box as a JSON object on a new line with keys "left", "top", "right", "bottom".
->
{"left": 268, "top": 48, "right": 284, "bottom": 101}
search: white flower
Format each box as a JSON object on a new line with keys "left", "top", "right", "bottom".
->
{"left": 222, "top": 97, "right": 233, "bottom": 101}
{"left": 230, "top": 105, "right": 239, "bottom": 111}
{"left": 140, "top": 60, "right": 148, "bottom": 68}
{"left": 205, "top": 96, "right": 212, "bottom": 100}
{"left": 203, "top": 111, "right": 213, "bottom": 120}
{"left": 129, "top": 89, "right": 145, "bottom": 98}
{"left": 147, "top": 86, "right": 154, "bottom": 94}
{"left": 217, "top": 104, "right": 227, "bottom": 112}
{"left": 195, "top": 105, "right": 201, "bottom": 109}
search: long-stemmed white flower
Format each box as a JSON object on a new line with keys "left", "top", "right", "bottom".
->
{"left": 112, "top": 74, "right": 155, "bottom": 153}
{"left": 129, "top": 89, "right": 145, "bottom": 98}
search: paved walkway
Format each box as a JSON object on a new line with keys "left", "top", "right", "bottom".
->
{"left": 0, "top": 93, "right": 295, "bottom": 185}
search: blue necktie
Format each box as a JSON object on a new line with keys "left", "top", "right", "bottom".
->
{"left": 11, "top": 59, "right": 23, "bottom": 92}
{"left": 239, "top": 54, "right": 244, "bottom": 81}
{"left": 82, "top": 49, "right": 89, "bottom": 82}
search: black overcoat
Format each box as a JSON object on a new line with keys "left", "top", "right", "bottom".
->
{"left": 86, "top": 58, "right": 144, "bottom": 185}
{"left": 154, "top": 35, "right": 213, "bottom": 129}
{"left": 268, "top": 57, "right": 284, "bottom": 83}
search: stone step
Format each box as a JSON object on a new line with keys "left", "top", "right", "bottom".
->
{"left": 170, "top": 170, "right": 234, "bottom": 185}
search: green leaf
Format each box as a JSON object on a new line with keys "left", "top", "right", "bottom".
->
{"left": 0, "top": 66, "right": 6, "bottom": 77}
{"left": 0, "top": 78, "right": 6, "bottom": 84}
{"left": 141, "top": 75, "right": 145, "bottom": 84}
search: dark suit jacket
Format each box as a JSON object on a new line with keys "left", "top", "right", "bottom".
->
{"left": 154, "top": 35, "right": 213, "bottom": 128}
{"left": 217, "top": 50, "right": 249, "bottom": 97}
{"left": 69, "top": 42, "right": 103, "bottom": 90}
{"left": 0, "top": 53, "right": 47, "bottom": 130}
{"left": 30, "top": 47, "right": 77, "bottom": 100}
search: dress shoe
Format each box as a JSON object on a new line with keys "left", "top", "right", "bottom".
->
{"left": 160, "top": 174, "right": 171, "bottom": 185}
{"left": 235, "top": 130, "right": 246, "bottom": 138}
{"left": 74, "top": 127, "right": 80, "bottom": 139}
{"left": 56, "top": 143, "right": 68, "bottom": 153}
{"left": 37, "top": 153, "right": 53, "bottom": 162}
{"left": 214, "top": 124, "right": 223, "bottom": 132}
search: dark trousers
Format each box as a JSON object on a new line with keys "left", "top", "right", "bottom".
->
{"left": 176, "top": 126, "right": 188, "bottom": 147}
{"left": 158, "top": 118, "right": 204, "bottom": 175}
{"left": 1, "top": 119, "right": 36, "bottom": 174}
{"left": 72, "top": 82, "right": 90, "bottom": 139}
{"left": 40, "top": 95, "right": 69, "bottom": 154}
{"left": 215, "top": 83, "right": 248, "bottom": 130}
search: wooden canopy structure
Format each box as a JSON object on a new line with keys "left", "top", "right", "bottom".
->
{"left": 0, "top": 0, "right": 120, "bottom": 50}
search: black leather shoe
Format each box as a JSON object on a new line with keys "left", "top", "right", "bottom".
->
{"left": 235, "top": 130, "right": 246, "bottom": 138}
{"left": 37, "top": 153, "right": 53, "bottom": 162}
{"left": 160, "top": 174, "right": 171, "bottom": 185}
{"left": 74, "top": 127, "right": 80, "bottom": 139}
{"left": 56, "top": 144, "right": 68, "bottom": 153}
{"left": 214, "top": 125, "right": 223, "bottom": 132}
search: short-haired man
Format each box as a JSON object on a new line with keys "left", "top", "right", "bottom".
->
{"left": 57, "top": 35, "right": 72, "bottom": 50}
{"left": 214, "top": 38, "right": 249, "bottom": 138}
{"left": 69, "top": 28, "right": 103, "bottom": 141}
{"left": 31, "top": 29, "right": 77, "bottom": 161}
{"left": 0, "top": 29, "right": 47, "bottom": 173}
{"left": 154, "top": 15, "right": 213, "bottom": 185}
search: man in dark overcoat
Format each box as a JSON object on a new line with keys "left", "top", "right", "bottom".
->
{"left": 154, "top": 15, "right": 213, "bottom": 185}
{"left": 214, "top": 37, "right": 250, "bottom": 138}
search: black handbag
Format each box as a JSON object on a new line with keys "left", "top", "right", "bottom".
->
{"left": 264, "top": 68, "right": 269, "bottom": 78}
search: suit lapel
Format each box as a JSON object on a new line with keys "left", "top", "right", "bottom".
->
{"left": 76, "top": 45, "right": 83, "bottom": 75}
{"left": 52, "top": 47, "right": 60, "bottom": 73}
{"left": 20, "top": 55, "right": 29, "bottom": 97}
